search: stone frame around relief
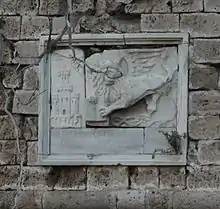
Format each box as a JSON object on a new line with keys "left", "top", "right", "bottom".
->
{"left": 38, "top": 33, "right": 189, "bottom": 166}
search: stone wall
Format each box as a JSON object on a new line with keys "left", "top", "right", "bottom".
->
{"left": 1, "top": 0, "right": 220, "bottom": 208}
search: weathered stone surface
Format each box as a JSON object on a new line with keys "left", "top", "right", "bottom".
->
{"left": 189, "top": 64, "right": 218, "bottom": 90}
{"left": 187, "top": 166, "right": 220, "bottom": 188}
{"left": 204, "top": 0, "right": 220, "bottom": 12}
{"left": 181, "top": 14, "right": 220, "bottom": 37}
{"left": 52, "top": 17, "right": 66, "bottom": 34}
{"left": 80, "top": 14, "right": 140, "bottom": 33}
{"left": 130, "top": 167, "right": 159, "bottom": 189}
{"left": 141, "top": 14, "right": 179, "bottom": 32}
{"left": 159, "top": 167, "right": 185, "bottom": 189}
{"left": 0, "top": 166, "right": 19, "bottom": 190}
{"left": 2, "top": 65, "right": 22, "bottom": 89}
{"left": 15, "top": 191, "right": 42, "bottom": 209}
{"left": 23, "top": 66, "right": 39, "bottom": 90}
{"left": 0, "top": 191, "right": 16, "bottom": 209}
{"left": 73, "top": 0, "right": 94, "bottom": 14}
{"left": 14, "top": 41, "right": 39, "bottom": 65}
{"left": 125, "top": 0, "right": 171, "bottom": 14}
{"left": 0, "top": 115, "right": 22, "bottom": 139}
{"left": 39, "top": 0, "right": 67, "bottom": 15}
{"left": 0, "top": 0, "right": 38, "bottom": 15}
{"left": 0, "top": 0, "right": 17, "bottom": 14}
{"left": 111, "top": 16, "right": 140, "bottom": 32}
{"left": 87, "top": 166, "right": 128, "bottom": 191}
{"left": 1, "top": 40, "right": 14, "bottom": 64}
{"left": 198, "top": 141, "right": 220, "bottom": 165}
{"left": 23, "top": 117, "right": 38, "bottom": 141}
{"left": 22, "top": 167, "right": 52, "bottom": 190}
{"left": 50, "top": 167, "right": 86, "bottom": 190}
{"left": 187, "top": 141, "right": 199, "bottom": 164}
{"left": 145, "top": 190, "right": 173, "bottom": 209}
{"left": 189, "top": 91, "right": 220, "bottom": 116}
{"left": 193, "top": 39, "right": 220, "bottom": 63}
{"left": 173, "top": 191, "right": 220, "bottom": 209}
{"left": 172, "top": 0, "right": 203, "bottom": 12}
{"left": 43, "top": 191, "right": 116, "bottom": 209}
{"left": 2, "top": 16, "right": 21, "bottom": 39}
{"left": 27, "top": 141, "right": 38, "bottom": 165}
{"left": 189, "top": 115, "right": 220, "bottom": 140}
{"left": 117, "top": 190, "right": 145, "bottom": 209}
{"left": 0, "top": 89, "right": 13, "bottom": 114}
{"left": 13, "top": 90, "right": 38, "bottom": 115}
{"left": 0, "top": 140, "right": 26, "bottom": 165}
{"left": 21, "top": 16, "right": 49, "bottom": 39}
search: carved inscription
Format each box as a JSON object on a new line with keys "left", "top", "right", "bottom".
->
{"left": 50, "top": 49, "right": 85, "bottom": 128}
{"left": 85, "top": 48, "right": 178, "bottom": 127}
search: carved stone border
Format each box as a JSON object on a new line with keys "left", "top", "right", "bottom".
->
{"left": 38, "top": 33, "right": 189, "bottom": 166}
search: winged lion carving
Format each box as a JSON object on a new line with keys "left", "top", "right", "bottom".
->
{"left": 86, "top": 47, "right": 178, "bottom": 123}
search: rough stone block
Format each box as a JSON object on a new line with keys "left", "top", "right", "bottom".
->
{"left": 52, "top": 17, "right": 66, "bottom": 34}
{"left": 159, "top": 167, "right": 185, "bottom": 189}
{"left": 141, "top": 14, "right": 179, "bottom": 32}
{"left": 125, "top": 0, "right": 171, "bottom": 14}
{"left": 73, "top": 0, "right": 94, "bottom": 14}
{"left": 1, "top": 40, "right": 13, "bottom": 64}
{"left": 2, "top": 16, "right": 21, "bottom": 40}
{"left": 0, "top": 166, "right": 20, "bottom": 190}
{"left": 87, "top": 166, "right": 128, "bottom": 191}
{"left": 145, "top": 190, "right": 173, "bottom": 209}
{"left": 16, "top": 0, "right": 38, "bottom": 15}
{"left": 0, "top": 89, "right": 13, "bottom": 115}
{"left": 0, "top": 0, "right": 17, "bottom": 14}
{"left": 198, "top": 140, "right": 220, "bottom": 165}
{"left": 189, "top": 115, "right": 220, "bottom": 140}
{"left": 0, "top": 191, "right": 16, "bottom": 209}
{"left": 23, "top": 66, "right": 39, "bottom": 90}
{"left": 27, "top": 141, "right": 38, "bottom": 165}
{"left": 173, "top": 191, "right": 220, "bottom": 209}
{"left": 14, "top": 41, "right": 39, "bottom": 65}
{"left": 15, "top": 191, "right": 42, "bottom": 209}
{"left": 181, "top": 14, "right": 220, "bottom": 37}
{"left": 204, "top": 0, "right": 220, "bottom": 12}
{"left": 193, "top": 39, "right": 220, "bottom": 63}
{"left": 189, "top": 91, "right": 220, "bottom": 116}
{"left": 21, "top": 16, "right": 49, "bottom": 39}
{"left": 189, "top": 64, "right": 218, "bottom": 90}
{"left": 172, "top": 0, "right": 203, "bottom": 12}
{"left": 23, "top": 117, "right": 38, "bottom": 141}
{"left": 39, "top": 0, "right": 67, "bottom": 15}
{"left": 22, "top": 167, "right": 52, "bottom": 190}
{"left": 48, "top": 167, "right": 86, "bottom": 190}
{"left": 187, "top": 166, "right": 220, "bottom": 188}
{"left": 0, "top": 0, "right": 38, "bottom": 15}
{"left": 0, "top": 115, "right": 22, "bottom": 140}
{"left": 80, "top": 14, "right": 140, "bottom": 33}
{"left": 13, "top": 90, "right": 38, "bottom": 115}
{"left": 117, "top": 190, "right": 145, "bottom": 209}
{"left": 187, "top": 141, "right": 199, "bottom": 164}
{"left": 0, "top": 140, "right": 26, "bottom": 165}
{"left": 129, "top": 167, "right": 159, "bottom": 189}
{"left": 2, "top": 65, "right": 22, "bottom": 89}
{"left": 111, "top": 16, "right": 140, "bottom": 32}
{"left": 43, "top": 191, "right": 116, "bottom": 209}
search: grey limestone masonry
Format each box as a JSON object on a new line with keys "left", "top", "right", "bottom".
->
{"left": 1, "top": 0, "right": 220, "bottom": 208}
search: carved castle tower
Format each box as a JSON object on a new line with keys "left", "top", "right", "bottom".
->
{"left": 50, "top": 69, "right": 82, "bottom": 128}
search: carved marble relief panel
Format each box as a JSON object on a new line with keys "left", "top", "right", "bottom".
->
{"left": 50, "top": 49, "right": 85, "bottom": 128}
{"left": 38, "top": 33, "right": 188, "bottom": 165}
{"left": 86, "top": 48, "right": 178, "bottom": 128}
